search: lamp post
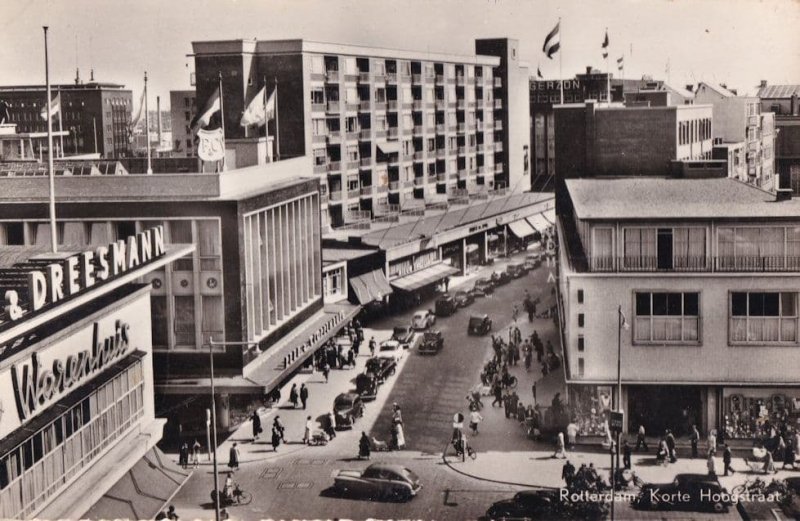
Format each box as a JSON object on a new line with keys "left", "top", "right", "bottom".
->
{"left": 207, "top": 337, "right": 260, "bottom": 521}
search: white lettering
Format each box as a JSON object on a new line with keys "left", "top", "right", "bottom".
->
{"left": 110, "top": 240, "right": 127, "bottom": 275}
{"left": 126, "top": 235, "right": 140, "bottom": 268}
{"left": 28, "top": 271, "right": 47, "bottom": 310}
{"left": 65, "top": 256, "right": 81, "bottom": 295}
{"left": 153, "top": 225, "right": 165, "bottom": 256}
{"left": 81, "top": 251, "right": 96, "bottom": 288}
{"left": 45, "top": 263, "right": 65, "bottom": 304}
{"left": 95, "top": 246, "right": 110, "bottom": 280}
{"left": 139, "top": 230, "right": 152, "bottom": 263}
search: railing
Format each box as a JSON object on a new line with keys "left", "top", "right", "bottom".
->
{"left": 435, "top": 100, "right": 446, "bottom": 110}
{"left": 494, "top": 120, "right": 503, "bottom": 131}
{"left": 327, "top": 161, "right": 341, "bottom": 172}
{"left": 413, "top": 177, "right": 425, "bottom": 186}
{"left": 358, "top": 72, "right": 370, "bottom": 82}
{"left": 387, "top": 127, "right": 399, "bottom": 138}
{"left": 412, "top": 100, "right": 423, "bottom": 110}
{"left": 327, "top": 101, "right": 341, "bottom": 112}
{"left": 413, "top": 151, "right": 424, "bottom": 160}
{"left": 437, "top": 174, "right": 447, "bottom": 183}
{"left": 493, "top": 77, "right": 502, "bottom": 87}
{"left": 435, "top": 74, "right": 445, "bottom": 83}
{"left": 386, "top": 73, "right": 397, "bottom": 83}
{"left": 457, "top": 146, "right": 466, "bottom": 154}
{"left": 436, "top": 124, "right": 445, "bottom": 133}
{"left": 402, "top": 180, "right": 414, "bottom": 188}
{"left": 495, "top": 162, "right": 504, "bottom": 172}
{"left": 413, "top": 126, "right": 424, "bottom": 135}
{"left": 574, "top": 255, "right": 800, "bottom": 273}
{"left": 494, "top": 99, "right": 503, "bottom": 109}
{"left": 359, "top": 129, "right": 372, "bottom": 140}
{"left": 436, "top": 149, "right": 446, "bottom": 158}
{"left": 389, "top": 181, "right": 400, "bottom": 190}
{"left": 374, "top": 102, "right": 387, "bottom": 112}
{"left": 495, "top": 142, "right": 503, "bottom": 152}
{"left": 412, "top": 74, "right": 422, "bottom": 83}
{"left": 346, "top": 160, "right": 360, "bottom": 170}
{"left": 311, "top": 133, "right": 327, "bottom": 144}
{"left": 326, "top": 70, "right": 340, "bottom": 82}
{"left": 313, "top": 163, "right": 328, "bottom": 174}
{"left": 457, "top": 123, "right": 466, "bottom": 133}
{"left": 360, "top": 185, "right": 374, "bottom": 196}
{"left": 345, "top": 209, "right": 372, "bottom": 223}
{"left": 311, "top": 102, "right": 325, "bottom": 112}
{"left": 360, "top": 157, "right": 372, "bottom": 166}
{"left": 456, "top": 75, "right": 465, "bottom": 85}
{"left": 457, "top": 100, "right": 466, "bottom": 109}
{"left": 359, "top": 101, "right": 371, "bottom": 111}
{"left": 328, "top": 190, "right": 343, "bottom": 202}
{"left": 345, "top": 131, "right": 359, "bottom": 142}
{"left": 387, "top": 100, "right": 398, "bottom": 111}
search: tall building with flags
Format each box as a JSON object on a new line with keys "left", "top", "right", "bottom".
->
{"left": 190, "top": 37, "right": 530, "bottom": 229}
{"left": 0, "top": 81, "right": 133, "bottom": 157}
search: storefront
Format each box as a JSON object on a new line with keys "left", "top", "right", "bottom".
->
{"left": 721, "top": 387, "right": 800, "bottom": 440}
{"left": 0, "top": 226, "right": 193, "bottom": 520}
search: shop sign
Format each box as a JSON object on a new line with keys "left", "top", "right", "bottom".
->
{"left": 468, "top": 223, "right": 489, "bottom": 234}
{"left": 609, "top": 411, "right": 624, "bottom": 433}
{"left": 0, "top": 226, "right": 165, "bottom": 328}
{"left": 197, "top": 128, "right": 225, "bottom": 162}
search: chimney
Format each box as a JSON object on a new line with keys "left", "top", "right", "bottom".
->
{"left": 156, "top": 95, "right": 163, "bottom": 148}
{"left": 760, "top": 80, "right": 767, "bottom": 88}
{"left": 75, "top": 68, "right": 81, "bottom": 85}
{"left": 776, "top": 188, "right": 793, "bottom": 202}
{"left": 685, "top": 84, "right": 694, "bottom": 93}
{"left": 586, "top": 66, "right": 592, "bottom": 75}
{"left": 90, "top": 68, "right": 95, "bottom": 82}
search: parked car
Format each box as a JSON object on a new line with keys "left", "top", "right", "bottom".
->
{"left": 418, "top": 330, "right": 444, "bottom": 355}
{"left": 523, "top": 252, "right": 543, "bottom": 271}
{"left": 378, "top": 340, "right": 404, "bottom": 362}
{"left": 333, "top": 392, "right": 365, "bottom": 429}
{"left": 454, "top": 290, "right": 474, "bottom": 308}
{"left": 472, "top": 278, "right": 494, "bottom": 297}
{"left": 468, "top": 313, "right": 492, "bottom": 336}
{"left": 632, "top": 474, "right": 731, "bottom": 513}
{"left": 482, "top": 489, "right": 562, "bottom": 521}
{"left": 391, "top": 325, "right": 415, "bottom": 349}
{"left": 365, "top": 356, "right": 396, "bottom": 381}
{"left": 332, "top": 463, "right": 422, "bottom": 502}
{"left": 506, "top": 262, "right": 528, "bottom": 278}
{"left": 491, "top": 270, "right": 512, "bottom": 285}
{"left": 411, "top": 309, "right": 436, "bottom": 330}
{"left": 355, "top": 372, "right": 380, "bottom": 400}
{"left": 434, "top": 294, "right": 458, "bottom": 317}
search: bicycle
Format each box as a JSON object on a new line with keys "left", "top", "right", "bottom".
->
{"left": 453, "top": 436, "right": 477, "bottom": 462}
{"left": 211, "top": 483, "right": 253, "bottom": 507}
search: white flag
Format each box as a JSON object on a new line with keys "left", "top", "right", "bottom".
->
{"left": 240, "top": 87, "right": 275, "bottom": 127}
{"left": 130, "top": 89, "right": 146, "bottom": 129}
{"left": 191, "top": 87, "right": 221, "bottom": 134}
{"left": 40, "top": 92, "right": 61, "bottom": 120}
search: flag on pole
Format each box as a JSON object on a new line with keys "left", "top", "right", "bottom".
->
{"left": 40, "top": 92, "right": 61, "bottom": 120}
{"left": 617, "top": 56, "right": 624, "bottom": 71}
{"left": 191, "top": 87, "right": 221, "bottom": 134}
{"left": 537, "top": 66, "right": 544, "bottom": 79}
{"left": 240, "top": 86, "right": 276, "bottom": 127}
{"left": 619, "top": 309, "right": 631, "bottom": 330}
{"left": 602, "top": 29, "right": 609, "bottom": 59}
{"left": 542, "top": 21, "right": 560, "bottom": 59}
{"left": 128, "top": 89, "right": 146, "bottom": 142}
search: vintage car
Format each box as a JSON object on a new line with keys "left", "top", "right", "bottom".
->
{"left": 454, "top": 290, "right": 474, "bottom": 307}
{"left": 411, "top": 309, "right": 436, "bottom": 330}
{"left": 482, "top": 489, "right": 563, "bottom": 521}
{"left": 491, "top": 270, "right": 512, "bottom": 286}
{"left": 365, "top": 356, "right": 396, "bottom": 381}
{"left": 391, "top": 325, "right": 415, "bottom": 348}
{"left": 333, "top": 392, "right": 365, "bottom": 429}
{"left": 468, "top": 313, "right": 492, "bottom": 336}
{"left": 506, "top": 262, "right": 528, "bottom": 279}
{"left": 523, "top": 252, "right": 543, "bottom": 271}
{"left": 377, "top": 340, "right": 404, "bottom": 362}
{"left": 332, "top": 463, "right": 422, "bottom": 501}
{"left": 472, "top": 278, "right": 494, "bottom": 297}
{"left": 633, "top": 474, "right": 731, "bottom": 513}
{"left": 355, "top": 372, "right": 380, "bottom": 400}
{"left": 418, "top": 330, "right": 444, "bottom": 355}
{"left": 434, "top": 294, "right": 458, "bottom": 317}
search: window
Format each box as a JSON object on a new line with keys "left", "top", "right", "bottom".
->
{"left": 151, "top": 296, "right": 169, "bottom": 348}
{"left": 578, "top": 313, "right": 584, "bottom": 327}
{"left": 730, "top": 291, "right": 798, "bottom": 344}
{"left": 577, "top": 289, "right": 584, "bottom": 304}
{"left": 577, "top": 335, "right": 585, "bottom": 352}
{"left": 591, "top": 227, "right": 613, "bottom": 270}
{"left": 622, "top": 228, "right": 656, "bottom": 270}
{"left": 634, "top": 291, "right": 700, "bottom": 343}
{"left": 718, "top": 226, "right": 799, "bottom": 271}
{"left": 174, "top": 296, "right": 196, "bottom": 346}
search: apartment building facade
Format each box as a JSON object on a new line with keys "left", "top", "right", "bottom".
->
{"left": 757, "top": 82, "right": 800, "bottom": 194}
{"left": 190, "top": 38, "right": 530, "bottom": 229}
{"left": 169, "top": 90, "right": 196, "bottom": 157}
{"left": 0, "top": 83, "right": 133, "bottom": 158}
{"left": 557, "top": 177, "right": 800, "bottom": 439}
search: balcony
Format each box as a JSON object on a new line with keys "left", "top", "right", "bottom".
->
{"left": 412, "top": 125, "right": 424, "bottom": 135}
{"left": 495, "top": 142, "right": 503, "bottom": 152}
{"left": 457, "top": 123, "right": 466, "bottom": 133}
{"left": 476, "top": 98, "right": 484, "bottom": 107}
{"left": 477, "top": 166, "right": 486, "bottom": 175}
{"left": 386, "top": 73, "right": 397, "bottom": 84}
{"left": 347, "top": 188, "right": 360, "bottom": 199}
{"left": 457, "top": 146, "right": 466, "bottom": 154}
{"left": 374, "top": 129, "right": 387, "bottom": 139}
{"left": 325, "top": 71, "right": 340, "bottom": 83}
{"left": 346, "top": 160, "right": 360, "bottom": 170}
{"left": 311, "top": 102, "right": 326, "bottom": 113}
{"left": 413, "top": 151, "right": 424, "bottom": 160}
{"left": 345, "top": 102, "right": 360, "bottom": 112}
{"left": 456, "top": 75, "right": 466, "bottom": 86}
{"left": 495, "top": 162, "right": 504, "bottom": 173}
{"left": 436, "top": 148, "right": 446, "bottom": 158}
{"left": 493, "top": 77, "right": 502, "bottom": 87}
{"left": 359, "top": 129, "right": 372, "bottom": 140}
{"left": 374, "top": 71, "right": 386, "bottom": 82}
{"left": 468, "top": 145, "right": 477, "bottom": 153}
{"left": 427, "top": 174, "right": 437, "bottom": 184}
{"left": 328, "top": 161, "right": 342, "bottom": 172}
{"left": 360, "top": 185, "right": 374, "bottom": 196}
{"left": 435, "top": 124, "right": 445, "bottom": 134}
{"left": 374, "top": 102, "right": 387, "bottom": 112}
{"left": 387, "top": 127, "right": 399, "bottom": 138}
{"left": 448, "top": 147, "right": 457, "bottom": 156}
{"left": 435, "top": 99, "right": 446, "bottom": 110}
{"left": 436, "top": 174, "right": 447, "bottom": 183}
{"left": 377, "top": 184, "right": 389, "bottom": 193}
{"left": 328, "top": 190, "right": 343, "bottom": 202}
{"left": 448, "top": 124, "right": 458, "bottom": 132}
{"left": 748, "top": 115, "right": 759, "bottom": 127}
{"left": 435, "top": 74, "right": 445, "bottom": 84}
{"left": 387, "top": 100, "right": 398, "bottom": 111}
{"left": 457, "top": 99, "right": 466, "bottom": 110}
{"left": 327, "top": 101, "right": 341, "bottom": 113}
{"left": 412, "top": 100, "right": 423, "bottom": 110}
{"left": 402, "top": 101, "right": 414, "bottom": 110}
{"left": 413, "top": 177, "right": 425, "bottom": 187}
{"left": 346, "top": 131, "right": 359, "bottom": 142}
{"left": 494, "top": 120, "right": 503, "bottom": 131}
{"left": 389, "top": 181, "right": 400, "bottom": 191}
{"left": 358, "top": 72, "right": 370, "bottom": 83}
{"left": 313, "top": 163, "right": 327, "bottom": 174}
{"left": 311, "top": 133, "right": 328, "bottom": 144}
{"left": 412, "top": 74, "right": 422, "bottom": 83}
{"left": 494, "top": 99, "right": 503, "bottom": 109}
{"left": 326, "top": 131, "right": 341, "bottom": 144}
{"left": 402, "top": 180, "right": 414, "bottom": 189}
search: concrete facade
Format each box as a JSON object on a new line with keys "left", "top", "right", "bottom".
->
{"left": 169, "top": 89, "right": 196, "bottom": 157}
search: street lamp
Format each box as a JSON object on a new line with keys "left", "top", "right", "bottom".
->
{"left": 207, "top": 337, "right": 260, "bottom": 521}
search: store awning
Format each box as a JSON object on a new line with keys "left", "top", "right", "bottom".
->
{"left": 377, "top": 141, "right": 401, "bottom": 154}
{"left": 390, "top": 262, "right": 460, "bottom": 292}
{"left": 543, "top": 209, "right": 556, "bottom": 225}
{"left": 350, "top": 269, "right": 393, "bottom": 304}
{"left": 83, "top": 447, "right": 191, "bottom": 521}
{"left": 507, "top": 219, "right": 536, "bottom": 240}
{"left": 526, "top": 213, "right": 552, "bottom": 232}
{"left": 466, "top": 243, "right": 479, "bottom": 253}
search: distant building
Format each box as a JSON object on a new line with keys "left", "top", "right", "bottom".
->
{"left": 191, "top": 38, "right": 530, "bottom": 229}
{"left": 694, "top": 82, "right": 776, "bottom": 191}
{"left": 170, "top": 89, "right": 196, "bottom": 157}
{"left": 0, "top": 82, "right": 133, "bottom": 158}
{"left": 757, "top": 81, "right": 800, "bottom": 194}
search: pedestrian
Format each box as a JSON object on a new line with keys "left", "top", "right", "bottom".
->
{"left": 784, "top": 438, "right": 796, "bottom": 469}
{"left": 369, "top": 337, "right": 376, "bottom": 357}
{"left": 392, "top": 403, "right": 403, "bottom": 425}
{"left": 326, "top": 411, "right": 337, "bottom": 439}
{"left": 690, "top": 424, "right": 699, "bottom": 459}
{"left": 764, "top": 449, "right": 778, "bottom": 474}
{"left": 707, "top": 449, "right": 716, "bottom": 476}
{"left": 444, "top": 276, "right": 450, "bottom": 292}
{"left": 553, "top": 432, "right": 567, "bottom": 459}
{"left": 562, "top": 460, "right": 575, "bottom": 488}
{"left": 271, "top": 426, "right": 281, "bottom": 452}
{"left": 635, "top": 424, "right": 648, "bottom": 451}
{"left": 512, "top": 303, "right": 519, "bottom": 323}
{"left": 166, "top": 505, "right": 179, "bottom": 521}
{"left": 707, "top": 428, "right": 717, "bottom": 455}
{"left": 273, "top": 416, "right": 285, "bottom": 441}
{"left": 179, "top": 442, "right": 189, "bottom": 469}
{"left": 359, "top": 431, "right": 371, "bottom": 460}
{"left": 723, "top": 444, "right": 735, "bottom": 476}
{"left": 623, "top": 440, "right": 632, "bottom": 469}
{"left": 531, "top": 382, "right": 537, "bottom": 405}
{"left": 191, "top": 439, "right": 201, "bottom": 468}
{"left": 470, "top": 409, "right": 484, "bottom": 435}
{"left": 491, "top": 381, "right": 503, "bottom": 407}
{"left": 665, "top": 430, "right": 677, "bottom": 463}
{"left": 300, "top": 383, "right": 309, "bottom": 409}
{"left": 509, "top": 391, "right": 519, "bottom": 419}
{"left": 353, "top": 336, "right": 361, "bottom": 356}
{"left": 503, "top": 389, "right": 512, "bottom": 418}
{"left": 303, "top": 416, "right": 313, "bottom": 445}
{"left": 322, "top": 361, "right": 330, "bottom": 383}
{"left": 394, "top": 421, "right": 406, "bottom": 449}
{"left": 347, "top": 347, "right": 356, "bottom": 368}
{"left": 289, "top": 384, "right": 299, "bottom": 408}
{"left": 228, "top": 442, "right": 240, "bottom": 471}
{"left": 566, "top": 421, "right": 578, "bottom": 450}
{"left": 251, "top": 410, "right": 262, "bottom": 442}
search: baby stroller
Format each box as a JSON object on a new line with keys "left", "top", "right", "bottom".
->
{"left": 370, "top": 436, "right": 391, "bottom": 452}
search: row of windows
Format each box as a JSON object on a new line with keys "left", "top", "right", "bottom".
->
{"left": 0, "top": 362, "right": 144, "bottom": 518}
{"left": 308, "top": 55, "right": 494, "bottom": 81}
{"left": 678, "top": 118, "right": 711, "bottom": 145}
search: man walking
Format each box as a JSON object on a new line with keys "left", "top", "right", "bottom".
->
{"left": 723, "top": 444, "right": 735, "bottom": 476}
{"left": 635, "top": 424, "right": 648, "bottom": 451}
{"left": 369, "top": 336, "right": 376, "bottom": 357}
{"left": 665, "top": 430, "right": 677, "bottom": 463}
{"left": 623, "top": 440, "right": 632, "bottom": 469}
{"left": 690, "top": 424, "right": 700, "bottom": 459}
{"left": 300, "top": 383, "right": 309, "bottom": 410}
{"left": 562, "top": 460, "right": 575, "bottom": 488}
{"left": 491, "top": 380, "right": 503, "bottom": 407}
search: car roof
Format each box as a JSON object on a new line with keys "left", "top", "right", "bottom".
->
{"left": 470, "top": 313, "right": 488, "bottom": 319}
{"left": 380, "top": 339, "right": 400, "bottom": 346}
{"left": 424, "top": 330, "right": 441, "bottom": 336}
{"left": 413, "top": 310, "right": 427, "bottom": 315}
{"left": 675, "top": 473, "right": 719, "bottom": 483}
{"left": 335, "top": 392, "right": 358, "bottom": 400}
{"left": 366, "top": 462, "right": 408, "bottom": 473}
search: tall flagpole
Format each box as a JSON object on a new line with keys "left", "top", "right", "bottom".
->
{"left": 144, "top": 72, "right": 152, "bottom": 174}
{"left": 274, "top": 77, "right": 280, "bottom": 160}
{"left": 559, "top": 17, "right": 564, "bottom": 105}
{"left": 43, "top": 26, "right": 58, "bottom": 254}
{"left": 218, "top": 71, "right": 226, "bottom": 171}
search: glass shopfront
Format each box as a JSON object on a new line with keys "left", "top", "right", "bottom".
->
{"left": 568, "top": 385, "right": 613, "bottom": 437}
{"left": 722, "top": 387, "right": 800, "bottom": 440}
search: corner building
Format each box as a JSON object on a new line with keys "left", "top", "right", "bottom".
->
{"left": 191, "top": 38, "right": 530, "bottom": 229}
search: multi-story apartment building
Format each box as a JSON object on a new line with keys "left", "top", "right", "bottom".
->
{"left": 190, "top": 38, "right": 530, "bottom": 229}
{"left": 757, "top": 81, "right": 800, "bottom": 194}
{"left": 694, "top": 82, "right": 776, "bottom": 190}
{"left": 557, "top": 176, "right": 800, "bottom": 439}
{"left": 169, "top": 89, "right": 196, "bottom": 157}
{"left": 554, "top": 101, "right": 713, "bottom": 180}
{"left": 0, "top": 82, "right": 133, "bottom": 157}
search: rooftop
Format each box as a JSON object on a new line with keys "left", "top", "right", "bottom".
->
{"left": 566, "top": 177, "right": 799, "bottom": 221}
{"left": 322, "top": 247, "right": 377, "bottom": 265}
{"left": 757, "top": 84, "right": 800, "bottom": 99}
{"left": 697, "top": 81, "right": 738, "bottom": 98}
{"left": 0, "top": 82, "right": 129, "bottom": 92}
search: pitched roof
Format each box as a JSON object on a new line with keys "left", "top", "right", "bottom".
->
{"left": 566, "top": 177, "right": 800, "bottom": 220}
{"left": 698, "top": 82, "right": 737, "bottom": 98}
{"left": 757, "top": 85, "right": 800, "bottom": 99}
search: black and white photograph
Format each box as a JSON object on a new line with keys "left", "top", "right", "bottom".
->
{"left": 0, "top": 0, "right": 799, "bottom": 519}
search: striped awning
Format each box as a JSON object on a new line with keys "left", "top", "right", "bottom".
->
{"left": 390, "top": 263, "right": 459, "bottom": 292}
{"left": 543, "top": 209, "right": 556, "bottom": 225}
{"left": 507, "top": 219, "right": 536, "bottom": 240}
{"left": 526, "top": 213, "right": 552, "bottom": 232}
{"left": 349, "top": 269, "right": 393, "bottom": 304}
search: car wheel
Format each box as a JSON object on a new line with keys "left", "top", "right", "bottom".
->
{"left": 392, "top": 487, "right": 412, "bottom": 502}
{"left": 712, "top": 501, "right": 727, "bottom": 513}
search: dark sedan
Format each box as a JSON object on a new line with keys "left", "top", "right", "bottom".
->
{"left": 332, "top": 463, "right": 422, "bottom": 502}
{"left": 491, "top": 270, "right": 512, "bottom": 285}
{"left": 633, "top": 473, "right": 731, "bottom": 513}
{"left": 355, "top": 372, "right": 380, "bottom": 400}
{"left": 483, "top": 489, "right": 563, "bottom": 520}
{"left": 391, "top": 325, "right": 415, "bottom": 348}
{"left": 333, "top": 392, "right": 365, "bottom": 429}
{"left": 472, "top": 278, "right": 494, "bottom": 296}
{"left": 434, "top": 294, "right": 458, "bottom": 317}
{"left": 454, "top": 290, "right": 474, "bottom": 307}
{"left": 418, "top": 330, "right": 444, "bottom": 355}
{"left": 365, "top": 356, "right": 396, "bottom": 381}
{"left": 468, "top": 314, "right": 492, "bottom": 336}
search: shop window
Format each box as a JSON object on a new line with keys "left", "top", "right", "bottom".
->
{"left": 729, "top": 291, "right": 798, "bottom": 344}
{"left": 197, "top": 220, "right": 222, "bottom": 270}
{"left": 634, "top": 291, "right": 700, "bottom": 344}
{"left": 201, "top": 295, "right": 224, "bottom": 346}
{"left": 174, "top": 295, "right": 196, "bottom": 346}
{"left": 151, "top": 296, "right": 169, "bottom": 348}
{"left": 577, "top": 289, "right": 584, "bottom": 304}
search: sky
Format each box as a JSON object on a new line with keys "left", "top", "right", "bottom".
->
{"left": 2, "top": 0, "right": 799, "bottom": 107}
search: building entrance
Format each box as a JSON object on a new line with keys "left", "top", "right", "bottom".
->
{"left": 628, "top": 385, "right": 702, "bottom": 437}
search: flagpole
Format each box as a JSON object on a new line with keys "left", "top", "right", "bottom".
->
{"left": 43, "top": 26, "right": 58, "bottom": 254}
{"left": 144, "top": 71, "right": 152, "bottom": 174}
{"left": 605, "top": 28, "right": 611, "bottom": 105}
{"left": 57, "top": 86, "right": 64, "bottom": 158}
{"left": 218, "top": 71, "right": 226, "bottom": 171}
{"left": 274, "top": 77, "right": 280, "bottom": 161}
{"left": 559, "top": 17, "right": 564, "bottom": 105}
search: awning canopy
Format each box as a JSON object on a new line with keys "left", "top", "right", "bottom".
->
{"left": 526, "top": 213, "right": 552, "bottom": 233}
{"left": 377, "top": 141, "right": 401, "bottom": 154}
{"left": 466, "top": 243, "right": 480, "bottom": 253}
{"left": 350, "top": 269, "right": 393, "bottom": 304}
{"left": 543, "top": 209, "right": 556, "bottom": 225}
{"left": 507, "top": 219, "right": 536, "bottom": 240}
{"left": 390, "top": 262, "right": 460, "bottom": 292}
